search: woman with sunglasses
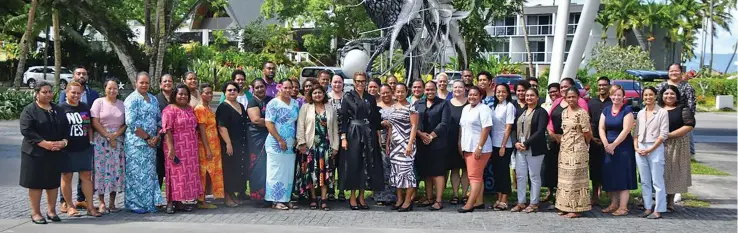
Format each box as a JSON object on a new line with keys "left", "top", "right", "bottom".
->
{"left": 216, "top": 82, "right": 251, "bottom": 207}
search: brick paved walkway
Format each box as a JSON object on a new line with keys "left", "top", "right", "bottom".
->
{"left": 0, "top": 118, "right": 736, "bottom": 232}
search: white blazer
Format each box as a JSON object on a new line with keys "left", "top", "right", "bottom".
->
{"left": 296, "top": 103, "right": 339, "bottom": 151}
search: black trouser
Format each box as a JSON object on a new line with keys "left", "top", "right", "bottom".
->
{"left": 156, "top": 147, "right": 166, "bottom": 187}
{"left": 491, "top": 147, "right": 513, "bottom": 195}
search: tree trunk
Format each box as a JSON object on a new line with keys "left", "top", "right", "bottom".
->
{"left": 725, "top": 42, "right": 737, "bottom": 74}
{"left": 53, "top": 7, "right": 62, "bottom": 90}
{"left": 152, "top": 0, "right": 168, "bottom": 83}
{"left": 146, "top": 0, "right": 157, "bottom": 77}
{"left": 43, "top": 21, "right": 49, "bottom": 84}
{"left": 632, "top": 27, "right": 648, "bottom": 51}
{"left": 13, "top": 0, "right": 39, "bottom": 88}
{"left": 520, "top": 8, "right": 534, "bottom": 76}
{"left": 144, "top": 0, "right": 152, "bottom": 47}
{"left": 708, "top": 0, "right": 714, "bottom": 73}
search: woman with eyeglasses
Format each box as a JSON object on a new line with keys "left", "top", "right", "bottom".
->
{"left": 339, "top": 72, "right": 384, "bottom": 210}
{"left": 216, "top": 82, "right": 250, "bottom": 207}
{"left": 246, "top": 79, "right": 274, "bottom": 203}
{"left": 124, "top": 72, "right": 165, "bottom": 214}
{"left": 659, "top": 85, "right": 695, "bottom": 212}
{"left": 20, "top": 81, "right": 69, "bottom": 224}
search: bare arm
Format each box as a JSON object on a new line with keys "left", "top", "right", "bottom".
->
{"left": 165, "top": 131, "right": 175, "bottom": 159}
{"left": 247, "top": 107, "right": 265, "bottom": 126}
{"left": 265, "top": 121, "right": 284, "bottom": 143}
{"left": 598, "top": 113, "right": 608, "bottom": 145}
{"left": 408, "top": 112, "right": 419, "bottom": 154}
{"left": 91, "top": 118, "right": 109, "bottom": 136}
{"left": 197, "top": 123, "right": 212, "bottom": 158}
{"left": 218, "top": 126, "right": 231, "bottom": 146}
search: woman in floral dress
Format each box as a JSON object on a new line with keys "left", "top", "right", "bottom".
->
{"left": 91, "top": 79, "right": 126, "bottom": 213}
{"left": 296, "top": 86, "right": 339, "bottom": 210}
{"left": 194, "top": 83, "right": 224, "bottom": 209}
{"left": 264, "top": 80, "right": 300, "bottom": 210}
{"left": 161, "top": 84, "right": 204, "bottom": 214}
{"left": 124, "top": 72, "right": 165, "bottom": 213}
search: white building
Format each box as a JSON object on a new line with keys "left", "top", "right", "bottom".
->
{"left": 483, "top": 4, "right": 680, "bottom": 77}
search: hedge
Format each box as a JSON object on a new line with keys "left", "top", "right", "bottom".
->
{"left": 689, "top": 78, "right": 738, "bottom": 97}
{"left": 0, "top": 90, "right": 35, "bottom": 120}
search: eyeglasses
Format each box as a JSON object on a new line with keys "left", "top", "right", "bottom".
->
{"left": 548, "top": 90, "right": 559, "bottom": 94}
{"left": 226, "top": 89, "right": 238, "bottom": 93}
{"left": 355, "top": 79, "right": 366, "bottom": 83}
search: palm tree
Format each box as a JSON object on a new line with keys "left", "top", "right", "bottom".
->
{"left": 601, "top": 0, "right": 641, "bottom": 47}
{"left": 703, "top": 0, "right": 734, "bottom": 71}
{"left": 636, "top": 2, "right": 664, "bottom": 52}
{"left": 520, "top": 6, "right": 534, "bottom": 76}
{"left": 13, "top": 0, "right": 39, "bottom": 88}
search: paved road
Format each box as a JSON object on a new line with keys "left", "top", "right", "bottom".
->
{"left": 0, "top": 112, "right": 735, "bottom": 232}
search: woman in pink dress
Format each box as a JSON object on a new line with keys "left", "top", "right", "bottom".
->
{"left": 161, "top": 84, "right": 203, "bottom": 214}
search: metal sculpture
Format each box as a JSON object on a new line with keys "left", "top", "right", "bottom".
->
{"left": 339, "top": 0, "right": 469, "bottom": 81}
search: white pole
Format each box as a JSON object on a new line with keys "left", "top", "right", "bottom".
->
{"left": 561, "top": 0, "right": 601, "bottom": 80}
{"left": 548, "top": 0, "right": 570, "bottom": 85}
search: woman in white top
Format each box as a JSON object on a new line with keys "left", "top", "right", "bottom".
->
{"left": 490, "top": 84, "right": 516, "bottom": 211}
{"left": 457, "top": 86, "right": 493, "bottom": 213}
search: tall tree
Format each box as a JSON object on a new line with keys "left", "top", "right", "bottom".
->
{"left": 13, "top": 0, "right": 39, "bottom": 88}
{"left": 52, "top": 3, "right": 61, "bottom": 90}
{"left": 520, "top": 7, "right": 534, "bottom": 76}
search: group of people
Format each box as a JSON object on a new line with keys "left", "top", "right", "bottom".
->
{"left": 20, "top": 61, "right": 695, "bottom": 224}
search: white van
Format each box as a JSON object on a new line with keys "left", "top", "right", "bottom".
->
{"left": 300, "top": 66, "right": 354, "bottom": 92}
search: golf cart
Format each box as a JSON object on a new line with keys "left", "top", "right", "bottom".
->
{"left": 623, "top": 69, "right": 669, "bottom": 115}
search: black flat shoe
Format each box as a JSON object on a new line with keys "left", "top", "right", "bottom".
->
{"left": 473, "top": 204, "right": 486, "bottom": 210}
{"left": 46, "top": 214, "right": 61, "bottom": 222}
{"left": 166, "top": 206, "right": 175, "bottom": 214}
{"left": 429, "top": 202, "right": 444, "bottom": 211}
{"left": 457, "top": 207, "right": 474, "bottom": 213}
{"left": 349, "top": 204, "right": 360, "bottom": 210}
{"left": 398, "top": 204, "right": 413, "bottom": 212}
{"left": 31, "top": 216, "right": 47, "bottom": 224}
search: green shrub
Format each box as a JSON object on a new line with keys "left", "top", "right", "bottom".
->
{"left": 689, "top": 78, "right": 738, "bottom": 97}
{"left": 0, "top": 90, "right": 35, "bottom": 120}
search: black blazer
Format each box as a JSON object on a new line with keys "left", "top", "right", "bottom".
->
{"left": 515, "top": 106, "right": 548, "bottom": 156}
{"left": 20, "top": 103, "right": 69, "bottom": 157}
{"left": 415, "top": 97, "right": 451, "bottom": 150}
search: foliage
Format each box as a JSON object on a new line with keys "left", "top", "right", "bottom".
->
{"left": 689, "top": 77, "right": 737, "bottom": 98}
{"left": 0, "top": 89, "right": 34, "bottom": 120}
{"left": 586, "top": 43, "right": 655, "bottom": 75}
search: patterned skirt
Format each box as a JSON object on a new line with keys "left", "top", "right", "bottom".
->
{"left": 665, "top": 135, "right": 691, "bottom": 194}
{"left": 93, "top": 129, "right": 125, "bottom": 195}
{"left": 555, "top": 149, "right": 591, "bottom": 212}
{"left": 266, "top": 151, "right": 296, "bottom": 203}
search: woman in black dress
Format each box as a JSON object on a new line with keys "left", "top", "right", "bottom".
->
{"left": 20, "top": 81, "right": 69, "bottom": 224}
{"left": 339, "top": 72, "right": 384, "bottom": 210}
{"left": 415, "top": 81, "right": 451, "bottom": 211}
{"left": 246, "top": 78, "right": 273, "bottom": 204}
{"left": 542, "top": 83, "right": 562, "bottom": 205}
{"left": 59, "top": 81, "right": 102, "bottom": 217}
{"left": 216, "top": 81, "right": 250, "bottom": 207}
{"left": 446, "top": 80, "right": 468, "bottom": 205}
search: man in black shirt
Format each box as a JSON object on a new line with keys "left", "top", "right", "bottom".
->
{"left": 587, "top": 76, "right": 612, "bottom": 205}
{"left": 461, "top": 69, "right": 474, "bottom": 93}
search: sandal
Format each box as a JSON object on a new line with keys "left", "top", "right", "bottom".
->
{"left": 563, "top": 212, "right": 581, "bottom": 218}
{"left": 639, "top": 210, "right": 654, "bottom": 218}
{"left": 166, "top": 206, "right": 175, "bottom": 214}
{"left": 646, "top": 213, "right": 662, "bottom": 219}
{"left": 98, "top": 203, "right": 106, "bottom": 214}
{"left": 510, "top": 204, "right": 527, "bottom": 212}
{"left": 67, "top": 209, "right": 82, "bottom": 218}
{"left": 523, "top": 204, "right": 539, "bottom": 213}
{"left": 461, "top": 197, "right": 469, "bottom": 204}
{"left": 449, "top": 197, "right": 460, "bottom": 205}
{"left": 417, "top": 198, "right": 433, "bottom": 207}
{"left": 287, "top": 202, "right": 300, "bottom": 210}
{"left": 198, "top": 202, "right": 218, "bottom": 209}
{"left": 86, "top": 210, "right": 103, "bottom": 217}
{"left": 612, "top": 209, "right": 629, "bottom": 216}
{"left": 494, "top": 202, "right": 508, "bottom": 211}
{"left": 327, "top": 193, "right": 336, "bottom": 202}
{"left": 601, "top": 205, "right": 617, "bottom": 213}
{"left": 272, "top": 203, "right": 289, "bottom": 210}
{"left": 60, "top": 202, "right": 69, "bottom": 213}
{"left": 109, "top": 207, "right": 122, "bottom": 213}
{"left": 320, "top": 199, "right": 330, "bottom": 211}
{"left": 309, "top": 198, "right": 318, "bottom": 210}
{"left": 557, "top": 211, "right": 568, "bottom": 216}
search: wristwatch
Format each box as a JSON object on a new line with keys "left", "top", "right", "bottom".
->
{"left": 477, "top": 145, "right": 482, "bottom": 150}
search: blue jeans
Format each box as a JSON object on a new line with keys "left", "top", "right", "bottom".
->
{"left": 636, "top": 142, "right": 667, "bottom": 213}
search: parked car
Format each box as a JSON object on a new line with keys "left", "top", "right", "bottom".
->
{"left": 23, "top": 66, "right": 74, "bottom": 89}
{"left": 494, "top": 74, "right": 523, "bottom": 91}
{"left": 299, "top": 66, "right": 353, "bottom": 92}
{"left": 574, "top": 79, "right": 590, "bottom": 100}
{"left": 611, "top": 79, "right": 642, "bottom": 100}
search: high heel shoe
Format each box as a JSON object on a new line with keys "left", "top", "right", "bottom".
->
{"left": 391, "top": 202, "right": 403, "bottom": 210}
{"left": 398, "top": 204, "right": 413, "bottom": 212}
{"left": 31, "top": 216, "right": 47, "bottom": 224}
{"left": 349, "top": 202, "right": 360, "bottom": 210}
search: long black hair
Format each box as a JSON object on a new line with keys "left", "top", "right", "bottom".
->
{"left": 658, "top": 85, "right": 681, "bottom": 107}
{"left": 492, "top": 83, "right": 513, "bottom": 108}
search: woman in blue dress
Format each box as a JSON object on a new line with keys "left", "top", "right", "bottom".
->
{"left": 264, "top": 80, "right": 300, "bottom": 210}
{"left": 598, "top": 85, "right": 637, "bottom": 216}
{"left": 124, "top": 72, "right": 165, "bottom": 213}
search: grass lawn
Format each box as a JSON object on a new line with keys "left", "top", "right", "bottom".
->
{"left": 691, "top": 161, "right": 730, "bottom": 176}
